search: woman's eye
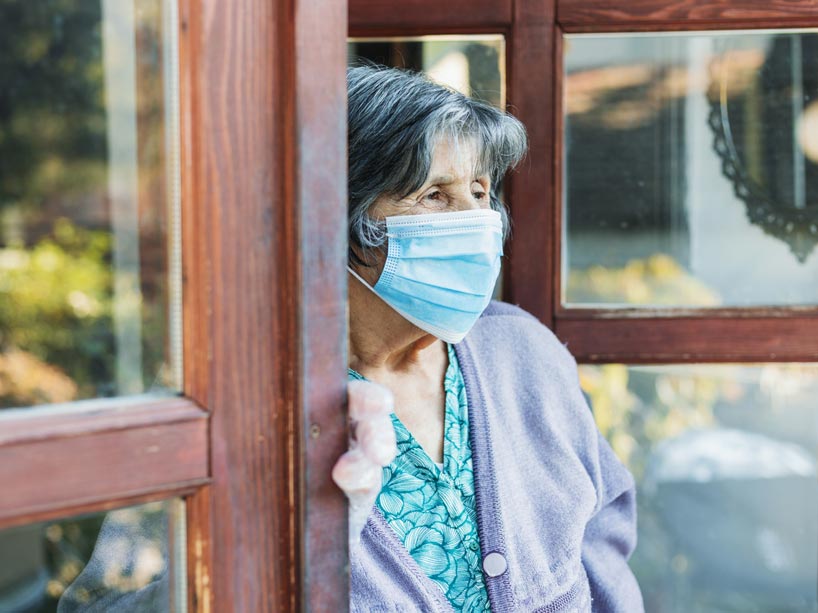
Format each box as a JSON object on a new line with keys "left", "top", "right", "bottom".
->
{"left": 424, "top": 191, "right": 443, "bottom": 202}
{"left": 473, "top": 191, "right": 487, "bottom": 200}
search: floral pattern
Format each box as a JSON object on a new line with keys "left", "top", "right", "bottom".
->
{"left": 348, "top": 344, "right": 490, "bottom": 611}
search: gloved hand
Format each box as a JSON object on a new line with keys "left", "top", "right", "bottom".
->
{"left": 332, "top": 379, "right": 398, "bottom": 546}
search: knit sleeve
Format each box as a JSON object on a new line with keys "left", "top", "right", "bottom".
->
{"left": 581, "top": 430, "right": 645, "bottom": 612}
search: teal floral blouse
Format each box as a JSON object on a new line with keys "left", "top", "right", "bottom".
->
{"left": 348, "top": 343, "right": 490, "bottom": 611}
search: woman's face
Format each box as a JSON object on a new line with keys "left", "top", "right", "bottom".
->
{"left": 352, "top": 138, "right": 493, "bottom": 284}
{"left": 370, "top": 138, "right": 492, "bottom": 219}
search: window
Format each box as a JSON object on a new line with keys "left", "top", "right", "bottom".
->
{"left": 557, "top": 14, "right": 818, "bottom": 609}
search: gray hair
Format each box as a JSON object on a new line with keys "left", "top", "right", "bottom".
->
{"left": 347, "top": 64, "right": 528, "bottom": 266}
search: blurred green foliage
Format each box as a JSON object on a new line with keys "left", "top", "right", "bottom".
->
{"left": 0, "top": 0, "right": 175, "bottom": 408}
{"left": 0, "top": 219, "right": 115, "bottom": 407}
{"left": 0, "top": 1, "right": 112, "bottom": 408}
{"left": 0, "top": 0, "right": 106, "bottom": 211}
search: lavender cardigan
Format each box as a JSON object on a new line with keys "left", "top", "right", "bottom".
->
{"left": 350, "top": 301, "right": 644, "bottom": 612}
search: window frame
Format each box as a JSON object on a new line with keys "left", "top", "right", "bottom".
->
{"left": 0, "top": 0, "right": 349, "bottom": 611}
{"left": 553, "top": 1, "right": 818, "bottom": 363}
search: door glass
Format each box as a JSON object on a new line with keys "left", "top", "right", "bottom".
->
{"left": 0, "top": 498, "right": 186, "bottom": 612}
{"left": 563, "top": 30, "right": 818, "bottom": 308}
{"left": 579, "top": 362, "right": 818, "bottom": 611}
{"left": 348, "top": 35, "right": 505, "bottom": 108}
{"left": 0, "top": 0, "right": 182, "bottom": 409}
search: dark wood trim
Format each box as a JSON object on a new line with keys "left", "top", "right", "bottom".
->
{"left": 293, "top": 0, "right": 351, "bottom": 611}
{"left": 555, "top": 316, "right": 818, "bottom": 363}
{"left": 0, "top": 483, "right": 205, "bottom": 532}
{"left": 349, "top": 0, "right": 511, "bottom": 32}
{"left": 190, "top": 0, "right": 349, "bottom": 609}
{"left": 179, "top": 0, "right": 209, "bottom": 409}
{"left": 178, "top": 2, "right": 215, "bottom": 611}
{"left": 551, "top": 25, "right": 564, "bottom": 327}
{"left": 193, "top": 0, "right": 288, "bottom": 609}
{"left": 349, "top": 25, "right": 511, "bottom": 38}
{"left": 0, "top": 398, "right": 208, "bottom": 525}
{"left": 0, "top": 396, "right": 204, "bottom": 445}
{"left": 558, "top": 0, "right": 818, "bottom": 32}
{"left": 186, "top": 485, "right": 214, "bottom": 613}
{"left": 557, "top": 306, "right": 818, "bottom": 319}
{"left": 505, "top": 0, "right": 558, "bottom": 328}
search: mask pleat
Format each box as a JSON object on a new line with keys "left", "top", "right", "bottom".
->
{"left": 366, "top": 209, "right": 504, "bottom": 340}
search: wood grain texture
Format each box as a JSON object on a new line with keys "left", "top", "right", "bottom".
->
{"left": 186, "top": 486, "right": 213, "bottom": 613}
{"left": 555, "top": 316, "right": 818, "bottom": 363}
{"left": 558, "top": 0, "right": 818, "bottom": 31}
{"left": 0, "top": 486, "right": 203, "bottom": 532}
{"left": 192, "top": 0, "right": 349, "bottom": 610}
{"left": 505, "top": 0, "right": 558, "bottom": 328}
{"left": 294, "top": 0, "right": 351, "bottom": 611}
{"left": 0, "top": 395, "right": 204, "bottom": 444}
{"left": 194, "top": 0, "right": 286, "bottom": 610}
{"left": 178, "top": 2, "right": 215, "bottom": 611}
{"left": 180, "top": 0, "right": 209, "bottom": 409}
{"left": 349, "top": 0, "right": 511, "bottom": 31}
{"left": 0, "top": 397, "right": 208, "bottom": 526}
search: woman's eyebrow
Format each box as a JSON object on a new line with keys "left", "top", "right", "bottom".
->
{"left": 426, "top": 174, "right": 455, "bottom": 186}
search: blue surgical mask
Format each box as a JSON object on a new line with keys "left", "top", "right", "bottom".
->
{"left": 348, "top": 209, "right": 503, "bottom": 343}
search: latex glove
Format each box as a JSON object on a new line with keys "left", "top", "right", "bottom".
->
{"left": 332, "top": 379, "right": 397, "bottom": 546}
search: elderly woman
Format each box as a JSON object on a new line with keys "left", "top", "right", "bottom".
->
{"left": 333, "top": 65, "right": 644, "bottom": 613}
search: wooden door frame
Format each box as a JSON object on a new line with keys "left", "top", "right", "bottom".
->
{"left": 181, "top": 0, "right": 349, "bottom": 610}
{"left": 552, "top": 0, "right": 818, "bottom": 363}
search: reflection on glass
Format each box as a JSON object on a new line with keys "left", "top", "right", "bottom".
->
{"left": 0, "top": 1, "right": 182, "bottom": 409}
{"left": 348, "top": 35, "right": 505, "bottom": 112}
{"left": 563, "top": 30, "right": 818, "bottom": 307}
{"left": 0, "top": 499, "right": 186, "bottom": 612}
{"left": 579, "top": 363, "right": 818, "bottom": 612}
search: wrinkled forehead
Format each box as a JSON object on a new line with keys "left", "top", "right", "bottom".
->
{"left": 425, "top": 133, "right": 490, "bottom": 183}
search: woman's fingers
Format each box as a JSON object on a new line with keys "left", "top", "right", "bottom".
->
{"left": 335, "top": 379, "right": 398, "bottom": 545}
{"left": 332, "top": 448, "right": 382, "bottom": 497}
{"left": 347, "top": 379, "right": 393, "bottom": 420}
{"left": 333, "top": 448, "right": 382, "bottom": 546}
{"left": 356, "top": 413, "right": 397, "bottom": 465}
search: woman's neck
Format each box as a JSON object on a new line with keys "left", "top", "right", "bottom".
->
{"left": 348, "top": 270, "right": 444, "bottom": 378}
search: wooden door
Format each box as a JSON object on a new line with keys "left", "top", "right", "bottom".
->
{"left": 0, "top": 0, "right": 349, "bottom": 610}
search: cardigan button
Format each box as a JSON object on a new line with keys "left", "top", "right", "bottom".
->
{"left": 482, "top": 552, "right": 507, "bottom": 577}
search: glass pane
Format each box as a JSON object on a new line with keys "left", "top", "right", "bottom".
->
{"left": 348, "top": 35, "right": 505, "bottom": 116}
{"left": 0, "top": 0, "right": 183, "bottom": 409}
{"left": 579, "top": 363, "right": 818, "bottom": 611}
{"left": 0, "top": 498, "right": 186, "bottom": 612}
{"left": 563, "top": 30, "right": 818, "bottom": 308}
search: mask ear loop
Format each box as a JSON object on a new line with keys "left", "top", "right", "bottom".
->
{"left": 346, "top": 265, "right": 466, "bottom": 343}
{"left": 347, "top": 265, "right": 380, "bottom": 294}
